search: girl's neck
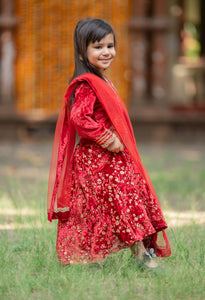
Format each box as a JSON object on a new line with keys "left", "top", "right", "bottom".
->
{"left": 102, "top": 74, "right": 109, "bottom": 83}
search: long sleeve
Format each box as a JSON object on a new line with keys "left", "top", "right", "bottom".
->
{"left": 70, "top": 83, "right": 115, "bottom": 148}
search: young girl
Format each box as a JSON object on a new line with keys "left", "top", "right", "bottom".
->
{"left": 47, "top": 18, "right": 171, "bottom": 269}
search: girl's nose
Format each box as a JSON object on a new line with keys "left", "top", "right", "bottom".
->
{"left": 102, "top": 47, "right": 109, "bottom": 55}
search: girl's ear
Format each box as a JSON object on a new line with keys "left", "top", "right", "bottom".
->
{"left": 79, "top": 55, "right": 83, "bottom": 61}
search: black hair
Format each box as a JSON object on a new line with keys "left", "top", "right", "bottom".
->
{"left": 71, "top": 18, "right": 116, "bottom": 81}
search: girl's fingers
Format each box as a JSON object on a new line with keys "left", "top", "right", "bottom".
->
{"left": 107, "top": 137, "right": 124, "bottom": 153}
{"left": 113, "top": 145, "right": 124, "bottom": 153}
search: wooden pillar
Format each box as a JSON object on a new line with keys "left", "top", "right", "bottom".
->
{"left": 129, "top": 0, "right": 172, "bottom": 109}
{"left": 130, "top": 0, "right": 150, "bottom": 105}
{"left": 150, "top": 0, "right": 168, "bottom": 103}
{"left": 0, "top": 0, "right": 17, "bottom": 108}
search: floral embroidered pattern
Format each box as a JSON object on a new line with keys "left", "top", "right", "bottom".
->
{"left": 56, "top": 140, "right": 167, "bottom": 265}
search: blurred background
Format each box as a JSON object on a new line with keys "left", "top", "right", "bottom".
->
{"left": 0, "top": 5, "right": 205, "bottom": 295}
{"left": 0, "top": 0, "right": 205, "bottom": 141}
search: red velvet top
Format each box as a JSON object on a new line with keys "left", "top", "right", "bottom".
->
{"left": 70, "top": 83, "right": 115, "bottom": 148}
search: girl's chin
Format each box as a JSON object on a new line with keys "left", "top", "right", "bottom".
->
{"left": 96, "top": 63, "right": 113, "bottom": 73}
{"left": 99, "top": 67, "right": 109, "bottom": 73}
{"left": 98, "top": 62, "right": 112, "bottom": 69}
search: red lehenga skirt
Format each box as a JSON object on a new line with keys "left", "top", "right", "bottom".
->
{"left": 56, "top": 138, "right": 168, "bottom": 265}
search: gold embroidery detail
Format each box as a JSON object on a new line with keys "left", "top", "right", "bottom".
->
{"left": 54, "top": 207, "right": 70, "bottom": 213}
{"left": 96, "top": 129, "right": 115, "bottom": 148}
{"left": 101, "top": 135, "right": 115, "bottom": 148}
{"left": 96, "top": 131, "right": 109, "bottom": 144}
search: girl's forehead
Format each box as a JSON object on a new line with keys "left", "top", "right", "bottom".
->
{"left": 92, "top": 33, "right": 115, "bottom": 44}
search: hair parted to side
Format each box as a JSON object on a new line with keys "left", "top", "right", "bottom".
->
{"left": 71, "top": 18, "right": 116, "bottom": 81}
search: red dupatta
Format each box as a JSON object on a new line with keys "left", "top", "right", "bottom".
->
{"left": 47, "top": 73, "right": 171, "bottom": 257}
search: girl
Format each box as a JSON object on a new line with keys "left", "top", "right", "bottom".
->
{"left": 47, "top": 18, "right": 171, "bottom": 269}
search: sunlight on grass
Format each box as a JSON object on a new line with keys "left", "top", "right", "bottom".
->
{"left": 1, "top": 207, "right": 205, "bottom": 230}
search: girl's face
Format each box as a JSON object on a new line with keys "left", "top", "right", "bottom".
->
{"left": 86, "top": 33, "right": 116, "bottom": 74}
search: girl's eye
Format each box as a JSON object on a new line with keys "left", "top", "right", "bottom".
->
{"left": 95, "top": 46, "right": 102, "bottom": 49}
{"left": 108, "top": 45, "right": 114, "bottom": 48}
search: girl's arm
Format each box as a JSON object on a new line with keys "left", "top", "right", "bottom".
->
{"left": 71, "top": 82, "right": 123, "bottom": 151}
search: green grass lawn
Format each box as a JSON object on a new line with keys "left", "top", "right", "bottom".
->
{"left": 0, "top": 142, "right": 205, "bottom": 300}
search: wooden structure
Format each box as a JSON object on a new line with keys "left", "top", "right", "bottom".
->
{"left": 129, "top": 0, "right": 170, "bottom": 107}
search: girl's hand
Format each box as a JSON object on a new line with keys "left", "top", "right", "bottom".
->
{"left": 107, "top": 135, "right": 124, "bottom": 153}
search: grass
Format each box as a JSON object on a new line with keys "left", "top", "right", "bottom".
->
{"left": 0, "top": 142, "right": 205, "bottom": 300}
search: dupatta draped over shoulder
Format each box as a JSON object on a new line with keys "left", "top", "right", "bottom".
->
{"left": 47, "top": 73, "right": 171, "bottom": 257}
